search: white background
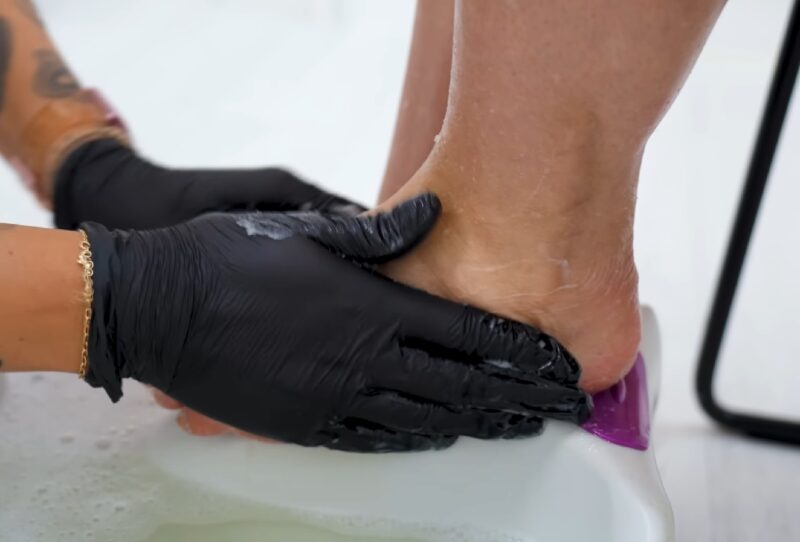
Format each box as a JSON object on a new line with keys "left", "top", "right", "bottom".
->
{"left": 1, "top": 1, "right": 799, "bottom": 540}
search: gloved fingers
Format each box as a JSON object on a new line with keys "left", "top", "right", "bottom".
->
{"left": 234, "top": 193, "right": 441, "bottom": 264}
{"left": 348, "top": 391, "right": 545, "bottom": 440}
{"left": 324, "top": 192, "right": 441, "bottom": 263}
{"left": 290, "top": 180, "right": 366, "bottom": 216}
{"left": 55, "top": 136, "right": 367, "bottom": 229}
{"left": 473, "top": 376, "right": 590, "bottom": 423}
{"left": 501, "top": 416, "right": 547, "bottom": 439}
{"left": 373, "top": 347, "right": 591, "bottom": 424}
{"left": 311, "top": 420, "right": 457, "bottom": 453}
{"left": 212, "top": 168, "right": 366, "bottom": 216}
{"left": 396, "top": 293, "right": 582, "bottom": 386}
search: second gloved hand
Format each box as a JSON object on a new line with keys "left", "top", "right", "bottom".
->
{"left": 81, "top": 194, "right": 591, "bottom": 452}
{"left": 50, "top": 139, "right": 365, "bottom": 432}
{"left": 54, "top": 138, "right": 363, "bottom": 230}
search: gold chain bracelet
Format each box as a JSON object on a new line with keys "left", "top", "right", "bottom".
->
{"left": 76, "top": 229, "right": 94, "bottom": 380}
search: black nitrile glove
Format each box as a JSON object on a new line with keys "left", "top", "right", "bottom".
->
{"left": 81, "top": 194, "right": 591, "bottom": 452}
{"left": 54, "top": 138, "right": 363, "bottom": 230}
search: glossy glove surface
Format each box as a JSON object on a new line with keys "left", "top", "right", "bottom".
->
{"left": 52, "top": 138, "right": 363, "bottom": 433}
{"left": 54, "top": 138, "right": 362, "bottom": 230}
{"left": 82, "top": 194, "right": 591, "bottom": 452}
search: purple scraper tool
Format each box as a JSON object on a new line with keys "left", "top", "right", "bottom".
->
{"left": 581, "top": 353, "right": 650, "bottom": 451}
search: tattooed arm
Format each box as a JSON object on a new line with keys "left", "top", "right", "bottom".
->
{"left": 0, "top": 0, "right": 118, "bottom": 205}
{"left": 0, "top": 223, "right": 85, "bottom": 373}
{"left": 0, "top": 0, "right": 80, "bottom": 120}
{"left": 0, "top": 2, "right": 88, "bottom": 372}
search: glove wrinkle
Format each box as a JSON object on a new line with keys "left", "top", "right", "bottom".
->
{"left": 80, "top": 194, "right": 591, "bottom": 452}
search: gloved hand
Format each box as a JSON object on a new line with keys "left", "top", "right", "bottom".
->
{"left": 54, "top": 138, "right": 363, "bottom": 230}
{"left": 81, "top": 194, "right": 591, "bottom": 452}
{"left": 52, "top": 138, "right": 367, "bottom": 436}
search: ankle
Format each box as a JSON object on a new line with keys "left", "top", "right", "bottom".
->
{"left": 379, "top": 151, "right": 643, "bottom": 392}
{"left": 411, "top": 133, "right": 636, "bottom": 215}
{"left": 386, "top": 148, "right": 638, "bottom": 255}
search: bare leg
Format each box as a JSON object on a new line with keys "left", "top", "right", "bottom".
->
{"left": 378, "top": 0, "right": 726, "bottom": 392}
{"left": 379, "top": 0, "right": 454, "bottom": 202}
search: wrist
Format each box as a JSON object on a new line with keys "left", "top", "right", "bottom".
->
{"left": 0, "top": 226, "right": 86, "bottom": 373}
{"left": 52, "top": 137, "right": 138, "bottom": 230}
{"left": 79, "top": 223, "right": 189, "bottom": 400}
{"left": 79, "top": 222, "right": 125, "bottom": 400}
{"left": 11, "top": 90, "right": 130, "bottom": 209}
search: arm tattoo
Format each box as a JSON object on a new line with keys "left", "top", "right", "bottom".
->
{"left": 32, "top": 49, "right": 79, "bottom": 98}
{"left": 0, "top": 18, "right": 11, "bottom": 113}
{"left": 15, "top": 0, "right": 45, "bottom": 28}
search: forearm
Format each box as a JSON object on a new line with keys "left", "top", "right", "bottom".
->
{"left": 0, "top": 0, "right": 126, "bottom": 205}
{"left": 0, "top": 0, "right": 77, "bottom": 134}
{"left": 0, "top": 223, "right": 84, "bottom": 373}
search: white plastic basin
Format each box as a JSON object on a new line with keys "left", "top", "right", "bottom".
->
{"left": 0, "top": 307, "right": 672, "bottom": 542}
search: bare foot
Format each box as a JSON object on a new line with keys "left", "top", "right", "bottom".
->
{"left": 372, "top": 0, "right": 726, "bottom": 393}
{"left": 377, "top": 160, "right": 641, "bottom": 393}
{"left": 152, "top": 390, "right": 274, "bottom": 442}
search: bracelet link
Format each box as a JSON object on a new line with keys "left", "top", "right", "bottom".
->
{"left": 76, "top": 229, "right": 94, "bottom": 380}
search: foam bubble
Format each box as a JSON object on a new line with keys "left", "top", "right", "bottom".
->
{"left": 2, "top": 376, "right": 538, "bottom": 542}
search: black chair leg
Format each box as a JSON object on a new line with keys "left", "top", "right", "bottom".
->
{"left": 696, "top": 0, "right": 800, "bottom": 445}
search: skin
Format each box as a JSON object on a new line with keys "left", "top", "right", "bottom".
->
{"left": 0, "top": 17, "right": 11, "bottom": 111}
{"left": 0, "top": 1, "right": 727, "bottom": 433}
{"left": 0, "top": 1, "right": 87, "bottom": 371}
{"left": 0, "top": 0, "right": 115, "bottom": 209}
{"left": 0, "top": 0, "right": 80, "bottom": 145}
{"left": 0, "top": 2, "right": 225, "bottom": 436}
{"left": 166, "top": 0, "right": 728, "bottom": 434}
{"left": 0, "top": 223, "right": 84, "bottom": 374}
{"left": 379, "top": 0, "right": 454, "bottom": 202}
{"left": 117, "top": 0, "right": 731, "bottom": 434}
{"left": 13, "top": 0, "right": 43, "bottom": 28}
{"left": 376, "top": 0, "right": 727, "bottom": 392}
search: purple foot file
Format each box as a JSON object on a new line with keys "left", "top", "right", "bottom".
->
{"left": 582, "top": 353, "right": 650, "bottom": 450}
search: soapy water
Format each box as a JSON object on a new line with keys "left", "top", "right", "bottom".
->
{"left": 1, "top": 310, "right": 668, "bottom": 542}
{"left": 143, "top": 508, "right": 520, "bottom": 542}
{"left": 145, "top": 519, "right": 420, "bottom": 542}
{"left": 0, "top": 374, "right": 532, "bottom": 542}
{"left": 0, "top": 366, "right": 665, "bottom": 542}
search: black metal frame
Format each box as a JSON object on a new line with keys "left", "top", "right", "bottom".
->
{"left": 696, "top": 0, "right": 800, "bottom": 445}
